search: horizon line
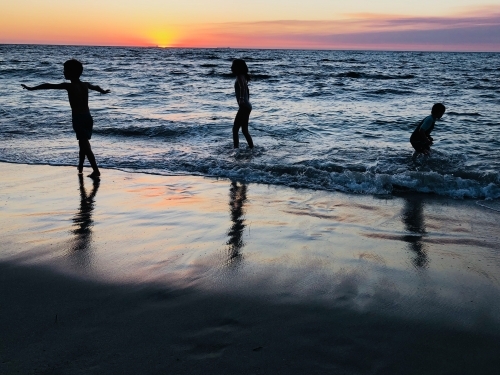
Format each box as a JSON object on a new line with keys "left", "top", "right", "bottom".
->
{"left": 1, "top": 42, "right": 499, "bottom": 53}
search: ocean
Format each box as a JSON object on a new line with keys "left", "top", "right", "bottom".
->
{"left": 1, "top": 44, "right": 499, "bottom": 199}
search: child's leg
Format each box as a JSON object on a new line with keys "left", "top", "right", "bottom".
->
{"left": 233, "top": 110, "right": 243, "bottom": 148}
{"left": 78, "top": 139, "right": 100, "bottom": 176}
{"left": 78, "top": 148, "right": 85, "bottom": 173}
{"left": 241, "top": 112, "right": 254, "bottom": 149}
{"left": 233, "top": 108, "right": 253, "bottom": 149}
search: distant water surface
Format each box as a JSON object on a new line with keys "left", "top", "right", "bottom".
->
{"left": 0, "top": 45, "right": 499, "bottom": 199}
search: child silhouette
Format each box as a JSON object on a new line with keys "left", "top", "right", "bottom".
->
{"left": 410, "top": 103, "right": 446, "bottom": 156}
{"left": 231, "top": 59, "right": 254, "bottom": 149}
{"left": 22, "top": 59, "right": 110, "bottom": 178}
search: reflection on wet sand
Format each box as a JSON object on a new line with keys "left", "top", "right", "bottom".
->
{"left": 401, "top": 195, "right": 428, "bottom": 269}
{"left": 70, "top": 175, "right": 100, "bottom": 268}
{"left": 226, "top": 181, "right": 247, "bottom": 265}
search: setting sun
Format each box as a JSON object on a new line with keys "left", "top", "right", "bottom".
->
{"left": 148, "top": 29, "right": 177, "bottom": 48}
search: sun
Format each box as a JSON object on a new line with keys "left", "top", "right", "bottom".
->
{"left": 149, "top": 29, "right": 177, "bottom": 48}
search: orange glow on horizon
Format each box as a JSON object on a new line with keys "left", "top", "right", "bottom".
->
{"left": 147, "top": 29, "right": 178, "bottom": 48}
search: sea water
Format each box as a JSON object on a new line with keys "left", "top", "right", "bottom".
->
{"left": 1, "top": 45, "right": 499, "bottom": 199}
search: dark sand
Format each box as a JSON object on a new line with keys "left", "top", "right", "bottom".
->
{"left": 1, "top": 162, "right": 499, "bottom": 374}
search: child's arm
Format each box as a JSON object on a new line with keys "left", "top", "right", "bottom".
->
{"left": 87, "top": 83, "right": 110, "bottom": 94}
{"left": 418, "top": 116, "right": 434, "bottom": 144}
{"left": 21, "top": 83, "right": 68, "bottom": 91}
{"left": 418, "top": 129, "right": 433, "bottom": 145}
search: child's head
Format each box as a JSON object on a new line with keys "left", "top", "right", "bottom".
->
{"left": 63, "top": 59, "right": 83, "bottom": 80}
{"left": 231, "top": 59, "right": 250, "bottom": 81}
{"left": 431, "top": 103, "right": 446, "bottom": 119}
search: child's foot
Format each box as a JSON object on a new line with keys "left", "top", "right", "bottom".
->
{"left": 77, "top": 165, "right": 83, "bottom": 174}
{"left": 88, "top": 171, "right": 101, "bottom": 179}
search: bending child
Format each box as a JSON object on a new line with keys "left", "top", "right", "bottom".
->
{"left": 231, "top": 59, "right": 254, "bottom": 149}
{"left": 22, "top": 59, "right": 110, "bottom": 178}
{"left": 410, "top": 103, "right": 446, "bottom": 156}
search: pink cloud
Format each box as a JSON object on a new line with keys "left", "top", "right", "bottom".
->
{"left": 174, "top": 11, "right": 500, "bottom": 51}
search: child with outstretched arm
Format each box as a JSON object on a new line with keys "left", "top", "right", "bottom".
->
{"left": 410, "top": 103, "right": 446, "bottom": 156}
{"left": 22, "top": 59, "right": 110, "bottom": 178}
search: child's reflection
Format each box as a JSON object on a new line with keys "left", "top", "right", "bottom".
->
{"left": 70, "top": 174, "right": 99, "bottom": 268}
{"left": 401, "top": 195, "right": 428, "bottom": 268}
{"left": 226, "top": 181, "right": 247, "bottom": 265}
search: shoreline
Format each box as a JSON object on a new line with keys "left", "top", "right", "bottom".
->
{"left": 1, "top": 159, "right": 498, "bottom": 203}
{"left": 1, "top": 162, "right": 499, "bottom": 374}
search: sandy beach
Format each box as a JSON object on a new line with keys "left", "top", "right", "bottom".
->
{"left": 1, "top": 162, "right": 499, "bottom": 374}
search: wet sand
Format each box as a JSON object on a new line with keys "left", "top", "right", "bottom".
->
{"left": 1, "top": 162, "right": 499, "bottom": 374}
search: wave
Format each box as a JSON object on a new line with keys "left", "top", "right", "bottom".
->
{"left": 82, "top": 152, "right": 499, "bottom": 200}
{"left": 243, "top": 56, "right": 278, "bottom": 61}
{"left": 447, "top": 112, "right": 481, "bottom": 117}
{"left": 204, "top": 71, "right": 272, "bottom": 80}
{"left": 176, "top": 52, "right": 221, "bottom": 60}
{"left": 1, "top": 148, "right": 499, "bottom": 200}
{"left": 481, "top": 67, "right": 500, "bottom": 72}
{"left": 0, "top": 68, "right": 58, "bottom": 78}
{"left": 93, "top": 124, "right": 189, "bottom": 138}
{"left": 365, "top": 89, "right": 413, "bottom": 96}
{"left": 213, "top": 168, "right": 499, "bottom": 200}
{"left": 303, "top": 91, "right": 332, "bottom": 98}
{"left": 336, "top": 72, "right": 415, "bottom": 80}
{"left": 251, "top": 74, "right": 273, "bottom": 80}
{"left": 152, "top": 161, "right": 500, "bottom": 200}
{"left": 320, "top": 58, "right": 361, "bottom": 63}
{"left": 470, "top": 84, "right": 498, "bottom": 90}
{"left": 206, "top": 71, "right": 233, "bottom": 79}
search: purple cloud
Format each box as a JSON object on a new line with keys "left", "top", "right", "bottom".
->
{"left": 185, "top": 12, "right": 500, "bottom": 51}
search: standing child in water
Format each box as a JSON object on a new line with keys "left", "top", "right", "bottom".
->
{"left": 231, "top": 59, "right": 254, "bottom": 149}
{"left": 410, "top": 103, "right": 446, "bottom": 156}
{"left": 21, "top": 59, "right": 110, "bottom": 178}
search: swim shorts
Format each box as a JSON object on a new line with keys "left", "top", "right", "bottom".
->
{"left": 410, "top": 139, "right": 431, "bottom": 153}
{"left": 238, "top": 100, "right": 252, "bottom": 112}
{"left": 72, "top": 113, "right": 94, "bottom": 140}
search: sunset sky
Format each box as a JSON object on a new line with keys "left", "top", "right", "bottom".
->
{"left": 2, "top": 0, "right": 500, "bottom": 51}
